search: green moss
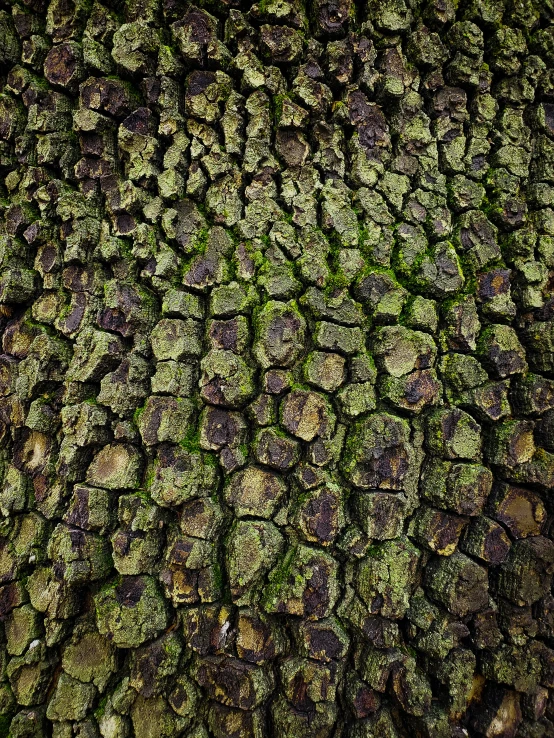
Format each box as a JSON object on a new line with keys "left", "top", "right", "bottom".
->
{"left": 94, "top": 694, "right": 109, "bottom": 720}
{"left": 364, "top": 543, "right": 382, "bottom": 558}
{"left": 324, "top": 269, "right": 350, "bottom": 294}
{"left": 0, "top": 714, "right": 11, "bottom": 736}
{"left": 265, "top": 546, "right": 296, "bottom": 589}
{"left": 212, "top": 560, "right": 224, "bottom": 592}
{"left": 179, "top": 425, "right": 202, "bottom": 453}
{"left": 479, "top": 192, "right": 497, "bottom": 222}
{"left": 288, "top": 486, "right": 313, "bottom": 516}
{"left": 272, "top": 93, "right": 289, "bottom": 125}
{"left": 195, "top": 226, "right": 210, "bottom": 255}
{"left": 133, "top": 404, "right": 146, "bottom": 426}
{"left": 287, "top": 379, "right": 312, "bottom": 394}
{"left": 204, "top": 452, "right": 218, "bottom": 468}
{"left": 98, "top": 574, "right": 123, "bottom": 595}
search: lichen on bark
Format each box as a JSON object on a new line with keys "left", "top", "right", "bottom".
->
{"left": 1, "top": 0, "right": 554, "bottom": 736}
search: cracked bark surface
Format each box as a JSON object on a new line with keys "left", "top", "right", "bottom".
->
{"left": 1, "top": 0, "right": 554, "bottom": 736}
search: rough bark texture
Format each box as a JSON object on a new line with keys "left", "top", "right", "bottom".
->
{"left": 1, "top": 0, "right": 554, "bottom": 736}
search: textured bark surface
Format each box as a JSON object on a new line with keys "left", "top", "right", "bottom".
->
{"left": 1, "top": 0, "right": 554, "bottom": 736}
